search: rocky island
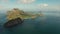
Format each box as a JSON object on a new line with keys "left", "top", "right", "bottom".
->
{"left": 4, "top": 8, "right": 43, "bottom": 28}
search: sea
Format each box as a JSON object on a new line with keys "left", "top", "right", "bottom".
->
{"left": 0, "top": 12, "right": 60, "bottom": 34}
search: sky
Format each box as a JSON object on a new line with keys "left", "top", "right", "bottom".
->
{"left": 0, "top": 0, "right": 60, "bottom": 11}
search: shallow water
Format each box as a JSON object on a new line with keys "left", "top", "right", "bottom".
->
{"left": 0, "top": 14, "right": 60, "bottom": 34}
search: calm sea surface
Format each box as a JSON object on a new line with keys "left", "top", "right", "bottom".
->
{"left": 0, "top": 13, "right": 60, "bottom": 34}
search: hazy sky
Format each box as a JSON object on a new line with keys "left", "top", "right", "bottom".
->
{"left": 0, "top": 0, "right": 60, "bottom": 11}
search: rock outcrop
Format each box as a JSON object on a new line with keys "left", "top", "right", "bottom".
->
{"left": 4, "top": 18, "right": 23, "bottom": 28}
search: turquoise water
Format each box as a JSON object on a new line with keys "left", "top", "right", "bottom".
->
{"left": 0, "top": 13, "right": 60, "bottom": 34}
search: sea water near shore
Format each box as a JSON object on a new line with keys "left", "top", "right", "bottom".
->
{"left": 0, "top": 12, "right": 60, "bottom": 34}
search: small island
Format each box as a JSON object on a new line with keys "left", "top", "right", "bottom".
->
{"left": 4, "top": 8, "right": 43, "bottom": 28}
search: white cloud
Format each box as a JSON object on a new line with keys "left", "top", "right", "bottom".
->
{"left": 0, "top": 5, "right": 3, "bottom": 9}
{"left": 43, "top": 4, "right": 48, "bottom": 7}
{"left": 50, "top": 6, "right": 60, "bottom": 11}
{"left": 37, "top": 4, "right": 60, "bottom": 11}
{"left": 17, "top": 0, "right": 35, "bottom": 4}
{"left": 37, "top": 4, "right": 48, "bottom": 8}
{"left": 1, "top": 0, "right": 9, "bottom": 3}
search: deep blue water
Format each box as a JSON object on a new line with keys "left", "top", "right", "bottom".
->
{"left": 0, "top": 13, "right": 60, "bottom": 34}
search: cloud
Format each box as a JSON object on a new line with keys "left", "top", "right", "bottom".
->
{"left": 50, "top": 6, "right": 60, "bottom": 11}
{"left": 1, "top": 0, "right": 9, "bottom": 3}
{"left": 17, "top": 0, "right": 35, "bottom": 4}
{"left": 0, "top": 5, "right": 4, "bottom": 10}
{"left": 37, "top": 4, "right": 60, "bottom": 11}
{"left": 37, "top": 4, "right": 48, "bottom": 8}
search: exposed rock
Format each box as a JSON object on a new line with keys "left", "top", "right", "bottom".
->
{"left": 4, "top": 18, "right": 23, "bottom": 28}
